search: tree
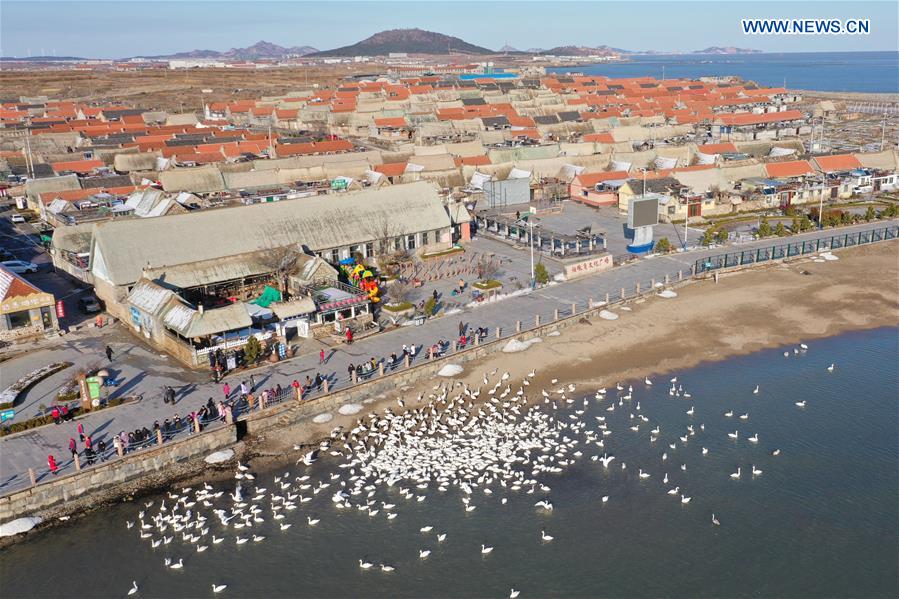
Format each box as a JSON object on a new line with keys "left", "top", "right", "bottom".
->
{"left": 244, "top": 336, "right": 262, "bottom": 364}
{"left": 716, "top": 228, "right": 729, "bottom": 243}
{"left": 882, "top": 204, "right": 897, "bottom": 218}
{"left": 800, "top": 215, "right": 813, "bottom": 231}
{"left": 757, "top": 217, "right": 772, "bottom": 237}
{"left": 701, "top": 227, "right": 717, "bottom": 246}
{"left": 476, "top": 256, "right": 499, "bottom": 281}
{"left": 367, "top": 214, "right": 401, "bottom": 269}
{"left": 654, "top": 237, "right": 671, "bottom": 253}
{"left": 864, "top": 205, "right": 876, "bottom": 222}
{"left": 791, "top": 215, "right": 801, "bottom": 233}
{"left": 385, "top": 279, "right": 412, "bottom": 306}
{"left": 774, "top": 222, "right": 787, "bottom": 237}
{"left": 534, "top": 262, "right": 549, "bottom": 284}
{"left": 423, "top": 297, "right": 437, "bottom": 317}
{"left": 259, "top": 245, "right": 301, "bottom": 295}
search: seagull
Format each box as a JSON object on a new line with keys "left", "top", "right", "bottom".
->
{"left": 128, "top": 581, "right": 138, "bottom": 596}
{"left": 212, "top": 584, "right": 227, "bottom": 593}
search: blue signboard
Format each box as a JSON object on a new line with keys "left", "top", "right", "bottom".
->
{"left": 0, "top": 409, "right": 15, "bottom": 423}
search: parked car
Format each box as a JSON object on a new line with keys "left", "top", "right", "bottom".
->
{"left": 77, "top": 295, "right": 102, "bottom": 314}
{"left": 0, "top": 248, "right": 14, "bottom": 261}
{"left": 9, "top": 214, "right": 25, "bottom": 224}
{"left": 1, "top": 260, "right": 39, "bottom": 274}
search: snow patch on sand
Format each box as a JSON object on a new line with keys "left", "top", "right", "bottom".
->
{"left": 437, "top": 364, "right": 464, "bottom": 377}
{"left": 502, "top": 338, "right": 542, "bottom": 353}
{"left": 658, "top": 289, "right": 678, "bottom": 299}
{"left": 312, "top": 412, "right": 334, "bottom": 424}
{"left": 599, "top": 310, "right": 619, "bottom": 320}
{"left": 0, "top": 517, "right": 41, "bottom": 537}
{"left": 204, "top": 449, "right": 234, "bottom": 464}
{"left": 338, "top": 403, "right": 363, "bottom": 416}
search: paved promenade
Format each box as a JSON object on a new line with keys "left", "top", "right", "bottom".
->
{"left": 0, "top": 221, "right": 894, "bottom": 495}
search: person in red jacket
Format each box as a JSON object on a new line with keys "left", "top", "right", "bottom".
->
{"left": 68, "top": 437, "right": 77, "bottom": 457}
{"left": 51, "top": 406, "right": 61, "bottom": 425}
{"left": 48, "top": 454, "right": 58, "bottom": 475}
{"left": 346, "top": 328, "right": 353, "bottom": 344}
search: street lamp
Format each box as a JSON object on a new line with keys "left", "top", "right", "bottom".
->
{"left": 517, "top": 215, "right": 540, "bottom": 288}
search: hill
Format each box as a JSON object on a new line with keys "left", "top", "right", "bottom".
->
{"left": 540, "top": 45, "right": 628, "bottom": 56}
{"left": 143, "top": 41, "right": 318, "bottom": 60}
{"left": 314, "top": 28, "right": 494, "bottom": 56}
{"left": 694, "top": 47, "right": 761, "bottom": 55}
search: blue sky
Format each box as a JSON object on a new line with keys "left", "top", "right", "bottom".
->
{"left": 2, "top": 1, "right": 896, "bottom": 58}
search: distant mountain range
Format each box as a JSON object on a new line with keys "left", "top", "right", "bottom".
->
{"left": 312, "top": 29, "right": 493, "bottom": 57}
{"left": 0, "top": 30, "right": 763, "bottom": 62}
{"left": 140, "top": 41, "right": 318, "bottom": 60}
{"left": 693, "top": 46, "right": 762, "bottom": 55}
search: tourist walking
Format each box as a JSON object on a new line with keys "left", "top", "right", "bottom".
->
{"left": 345, "top": 328, "right": 353, "bottom": 344}
{"left": 222, "top": 382, "right": 231, "bottom": 400}
{"left": 97, "top": 439, "right": 107, "bottom": 461}
{"left": 51, "top": 405, "right": 61, "bottom": 425}
{"left": 77, "top": 422, "right": 85, "bottom": 442}
{"left": 61, "top": 404, "right": 71, "bottom": 421}
{"left": 48, "top": 454, "right": 58, "bottom": 475}
{"left": 68, "top": 437, "right": 77, "bottom": 458}
{"left": 105, "top": 345, "right": 114, "bottom": 362}
{"left": 250, "top": 374, "right": 257, "bottom": 392}
{"left": 348, "top": 363, "right": 355, "bottom": 381}
{"left": 319, "top": 348, "right": 326, "bottom": 364}
{"left": 458, "top": 321, "right": 464, "bottom": 337}
{"left": 240, "top": 381, "right": 249, "bottom": 399}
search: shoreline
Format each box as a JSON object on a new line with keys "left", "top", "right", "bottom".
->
{"left": 4, "top": 241, "right": 897, "bottom": 546}
{"left": 254, "top": 240, "right": 899, "bottom": 456}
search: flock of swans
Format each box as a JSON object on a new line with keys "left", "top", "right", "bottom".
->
{"left": 124, "top": 345, "right": 828, "bottom": 597}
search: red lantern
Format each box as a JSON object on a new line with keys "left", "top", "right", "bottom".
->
{"left": 56, "top": 300, "right": 65, "bottom": 319}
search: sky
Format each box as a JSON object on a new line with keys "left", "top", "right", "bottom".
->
{"left": 1, "top": 1, "right": 896, "bottom": 58}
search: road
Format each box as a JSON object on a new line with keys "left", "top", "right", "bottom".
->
{"left": 0, "top": 219, "right": 895, "bottom": 495}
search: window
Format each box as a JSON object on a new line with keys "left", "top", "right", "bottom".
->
{"left": 406, "top": 234, "right": 416, "bottom": 250}
{"left": 394, "top": 237, "right": 402, "bottom": 251}
{"left": 7, "top": 311, "right": 31, "bottom": 330}
{"left": 365, "top": 242, "right": 373, "bottom": 257}
{"left": 421, "top": 230, "right": 429, "bottom": 245}
{"left": 329, "top": 249, "right": 339, "bottom": 263}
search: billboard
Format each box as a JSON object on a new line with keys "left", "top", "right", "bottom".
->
{"left": 628, "top": 196, "right": 659, "bottom": 229}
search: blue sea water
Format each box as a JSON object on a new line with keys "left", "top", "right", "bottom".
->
{"left": 548, "top": 52, "right": 899, "bottom": 93}
{"left": 0, "top": 327, "right": 897, "bottom": 598}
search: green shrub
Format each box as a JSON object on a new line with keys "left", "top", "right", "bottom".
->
{"left": 774, "top": 222, "right": 787, "bottom": 236}
{"left": 654, "top": 237, "right": 671, "bottom": 253}
{"left": 534, "top": 262, "right": 550, "bottom": 284}
{"left": 244, "top": 336, "right": 262, "bottom": 364}
{"left": 423, "top": 297, "right": 437, "bottom": 316}
{"left": 757, "top": 217, "right": 772, "bottom": 237}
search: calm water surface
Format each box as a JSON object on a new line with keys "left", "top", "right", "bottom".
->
{"left": 2, "top": 327, "right": 897, "bottom": 598}
{"left": 549, "top": 52, "right": 899, "bottom": 93}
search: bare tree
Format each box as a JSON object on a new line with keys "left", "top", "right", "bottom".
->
{"left": 259, "top": 245, "right": 302, "bottom": 295}
{"left": 385, "top": 279, "right": 413, "bottom": 306}
{"left": 476, "top": 256, "right": 500, "bottom": 281}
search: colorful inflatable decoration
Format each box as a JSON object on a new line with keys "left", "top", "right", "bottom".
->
{"left": 339, "top": 260, "right": 381, "bottom": 303}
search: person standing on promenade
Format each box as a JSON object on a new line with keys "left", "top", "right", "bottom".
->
{"left": 48, "top": 454, "right": 58, "bottom": 475}
{"left": 240, "top": 381, "right": 249, "bottom": 400}
{"left": 458, "top": 321, "right": 464, "bottom": 337}
{"left": 345, "top": 328, "right": 353, "bottom": 344}
{"left": 68, "top": 437, "right": 77, "bottom": 458}
{"left": 51, "top": 405, "right": 60, "bottom": 425}
{"left": 250, "top": 374, "right": 256, "bottom": 392}
{"left": 320, "top": 348, "right": 326, "bottom": 365}
{"left": 105, "top": 345, "right": 113, "bottom": 362}
{"left": 222, "top": 382, "right": 231, "bottom": 401}
{"left": 77, "top": 421, "right": 85, "bottom": 442}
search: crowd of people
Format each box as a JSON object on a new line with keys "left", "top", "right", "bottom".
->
{"left": 42, "top": 321, "right": 491, "bottom": 479}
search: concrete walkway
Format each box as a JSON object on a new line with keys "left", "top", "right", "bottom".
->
{"left": 0, "top": 220, "right": 894, "bottom": 495}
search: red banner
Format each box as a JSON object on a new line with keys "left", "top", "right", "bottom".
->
{"left": 56, "top": 300, "right": 65, "bottom": 319}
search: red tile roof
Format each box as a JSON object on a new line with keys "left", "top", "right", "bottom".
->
{"left": 374, "top": 117, "right": 407, "bottom": 128}
{"left": 698, "top": 142, "right": 738, "bottom": 154}
{"left": 765, "top": 160, "right": 815, "bottom": 178}
{"left": 813, "top": 154, "right": 863, "bottom": 172}
{"left": 51, "top": 159, "right": 104, "bottom": 174}
{"left": 373, "top": 162, "right": 408, "bottom": 177}
{"left": 573, "top": 170, "right": 630, "bottom": 186}
{"left": 582, "top": 132, "right": 615, "bottom": 144}
{"left": 0, "top": 266, "right": 44, "bottom": 302}
{"left": 454, "top": 155, "right": 491, "bottom": 167}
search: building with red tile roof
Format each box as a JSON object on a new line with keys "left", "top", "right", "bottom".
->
{"left": 765, "top": 160, "right": 815, "bottom": 178}
{"left": 812, "top": 154, "right": 863, "bottom": 173}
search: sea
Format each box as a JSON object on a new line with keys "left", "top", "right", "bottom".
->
{"left": 1, "top": 327, "right": 897, "bottom": 598}
{"left": 548, "top": 52, "right": 899, "bottom": 94}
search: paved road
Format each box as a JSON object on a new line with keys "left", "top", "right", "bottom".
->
{"left": 0, "top": 220, "right": 895, "bottom": 494}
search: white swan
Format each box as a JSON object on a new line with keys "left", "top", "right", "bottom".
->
{"left": 753, "top": 385, "right": 759, "bottom": 394}
{"left": 712, "top": 514, "right": 720, "bottom": 526}
{"left": 128, "top": 581, "right": 138, "bottom": 596}
{"left": 680, "top": 494, "right": 691, "bottom": 504}
{"left": 644, "top": 377, "right": 652, "bottom": 386}
{"left": 730, "top": 467, "right": 741, "bottom": 480}
{"left": 638, "top": 469, "right": 650, "bottom": 479}
{"left": 748, "top": 433, "right": 759, "bottom": 443}
{"left": 359, "top": 559, "right": 373, "bottom": 569}
{"left": 481, "top": 544, "right": 493, "bottom": 554}
{"left": 212, "top": 584, "right": 227, "bottom": 593}
{"left": 419, "top": 549, "right": 431, "bottom": 559}
{"left": 795, "top": 400, "right": 806, "bottom": 407}
{"left": 169, "top": 558, "right": 184, "bottom": 570}
{"left": 728, "top": 431, "right": 739, "bottom": 439}
{"left": 308, "top": 517, "right": 320, "bottom": 526}
{"left": 827, "top": 363, "right": 834, "bottom": 372}
{"left": 667, "top": 486, "right": 679, "bottom": 495}
{"left": 510, "top": 590, "right": 520, "bottom": 598}
{"left": 541, "top": 530, "right": 554, "bottom": 542}
{"left": 752, "top": 465, "right": 763, "bottom": 476}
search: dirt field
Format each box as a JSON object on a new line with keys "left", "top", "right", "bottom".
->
{"left": 0, "top": 65, "right": 374, "bottom": 112}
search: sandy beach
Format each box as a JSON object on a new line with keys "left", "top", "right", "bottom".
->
{"left": 256, "top": 241, "right": 899, "bottom": 457}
